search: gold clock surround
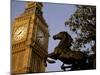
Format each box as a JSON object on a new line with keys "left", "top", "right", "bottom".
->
{"left": 13, "top": 25, "right": 28, "bottom": 42}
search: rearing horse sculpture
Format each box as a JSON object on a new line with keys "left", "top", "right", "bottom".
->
{"left": 48, "top": 31, "right": 87, "bottom": 70}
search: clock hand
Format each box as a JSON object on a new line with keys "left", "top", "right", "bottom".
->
{"left": 18, "top": 31, "right": 22, "bottom": 35}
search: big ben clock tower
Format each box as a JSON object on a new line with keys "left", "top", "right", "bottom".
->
{"left": 11, "top": 1, "right": 49, "bottom": 74}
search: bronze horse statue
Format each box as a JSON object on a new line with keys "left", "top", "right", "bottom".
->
{"left": 48, "top": 31, "right": 88, "bottom": 71}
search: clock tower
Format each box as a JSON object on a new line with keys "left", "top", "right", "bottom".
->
{"left": 11, "top": 1, "right": 49, "bottom": 74}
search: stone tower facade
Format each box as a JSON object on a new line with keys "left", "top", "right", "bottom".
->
{"left": 11, "top": 1, "right": 49, "bottom": 74}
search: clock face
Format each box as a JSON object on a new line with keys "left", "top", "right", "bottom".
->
{"left": 13, "top": 26, "right": 27, "bottom": 41}
{"left": 37, "top": 27, "right": 45, "bottom": 45}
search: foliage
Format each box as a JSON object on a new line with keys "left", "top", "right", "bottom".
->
{"left": 65, "top": 5, "right": 96, "bottom": 53}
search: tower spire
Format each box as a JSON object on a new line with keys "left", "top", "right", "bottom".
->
{"left": 25, "top": 1, "right": 43, "bottom": 9}
{"left": 25, "top": 1, "right": 35, "bottom": 9}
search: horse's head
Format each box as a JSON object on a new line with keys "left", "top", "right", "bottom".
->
{"left": 53, "top": 31, "right": 68, "bottom": 40}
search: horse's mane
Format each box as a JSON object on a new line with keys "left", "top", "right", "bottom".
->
{"left": 63, "top": 31, "right": 73, "bottom": 43}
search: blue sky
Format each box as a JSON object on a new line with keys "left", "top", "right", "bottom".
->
{"left": 11, "top": 0, "right": 77, "bottom": 72}
{"left": 43, "top": 3, "right": 77, "bottom": 71}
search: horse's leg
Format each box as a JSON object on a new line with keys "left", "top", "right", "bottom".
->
{"left": 48, "top": 48, "right": 61, "bottom": 60}
{"left": 48, "top": 52, "right": 58, "bottom": 60}
{"left": 61, "top": 63, "right": 74, "bottom": 71}
{"left": 61, "top": 63, "right": 66, "bottom": 71}
{"left": 70, "top": 62, "right": 80, "bottom": 70}
{"left": 70, "top": 64, "right": 77, "bottom": 71}
{"left": 47, "top": 58, "right": 56, "bottom": 64}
